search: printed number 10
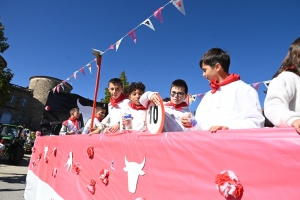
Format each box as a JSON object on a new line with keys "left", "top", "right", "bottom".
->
{"left": 149, "top": 106, "right": 158, "bottom": 124}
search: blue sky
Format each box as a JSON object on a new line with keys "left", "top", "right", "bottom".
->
{"left": 1, "top": 0, "right": 300, "bottom": 111}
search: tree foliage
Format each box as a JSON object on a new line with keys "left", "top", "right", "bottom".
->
{"left": 0, "top": 60, "right": 14, "bottom": 106}
{"left": 101, "top": 71, "right": 130, "bottom": 103}
{"left": 0, "top": 22, "right": 10, "bottom": 53}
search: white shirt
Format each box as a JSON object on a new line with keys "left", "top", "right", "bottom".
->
{"left": 59, "top": 119, "right": 82, "bottom": 135}
{"left": 264, "top": 71, "right": 300, "bottom": 127}
{"left": 108, "top": 99, "right": 130, "bottom": 127}
{"left": 140, "top": 91, "right": 190, "bottom": 132}
{"left": 195, "top": 80, "right": 265, "bottom": 130}
{"left": 123, "top": 102, "right": 146, "bottom": 131}
{"left": 82, "top": 118, "right": 102, "bottom": 134}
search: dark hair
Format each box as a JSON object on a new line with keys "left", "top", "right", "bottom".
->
{"left": 126, "top": 82, "right": 146, "bottom": 95}
{"left": 108, "top": 78, "right": 123, "bottom": 87}
{"left": 170, "top": 79, "right": 188, "bottom": 94}
{"left": 95, "top": 106, "right": 106, "bottom": 113}
{"left": 70, "top": 108, "right": 79, "bottom": 116}
{"left": 272, "top": 37, "right": 300, "bottom": 78}
{"left": 199, "top": 48, "right": 230, "bottom": 73}
{"left": 163, "top": 97, "right": 171, "bottom": 102}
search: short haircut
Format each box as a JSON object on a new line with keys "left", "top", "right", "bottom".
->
{"left": 163, "top": 97, "right": 171, "bottom": 102}
{"left": 108, "top": 78, "right": 123, "bottom": 87}
{"left": 70, "top": 108, "right": 79, "bottom": 116}
{"left": 199, "top": 48, "right": 230, "bottom": 73}
{"left": 95, "top": 106, "right": 106, "bottom": 113}
{"left": 126, "top": 82, "right": 146, "bottom": 95}
{"left": 170, "top": 79, "right": 188, "bottom": 94}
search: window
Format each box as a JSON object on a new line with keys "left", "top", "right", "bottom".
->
{"left": 21, "top": 98, "right": 28, "bottom": 106}
{"left": 9, "top": 95, "right": 16, "bottom": 103}
{"left": 0, "top": 111, "right": 12, "bottom": 124}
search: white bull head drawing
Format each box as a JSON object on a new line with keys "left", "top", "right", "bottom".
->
{"left": 123, "top": 156, "right": 146, "bottom": 193}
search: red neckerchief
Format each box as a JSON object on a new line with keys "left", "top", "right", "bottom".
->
{"left": 69, "top": 117, "right": 79, "bottom": 130}
{"left": 165, "top": 101, "right": 188, "bottom": 111}
{"left": 110, "top": 93, "right": 126, "bottom": 107}
{"left": 129, "top": 102, "right": 147, "bottom": 110}
{"left": 210, "top": 74, "right": 240, "bottom": 94}
{"left": 95, "top": 116, "right": 103, "bottom": 122}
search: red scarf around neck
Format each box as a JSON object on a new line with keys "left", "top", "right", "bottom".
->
{"left": 95, "top": 116, "right": 103, "bottom": 122}
{"left": 129, "top": 101, "right": 147, "bottom": 110}
{"left": 165, "top": 101, "right": 188, "bottom": 111}
{"left": 210, "top": 74, "right": 240, "bottom": 94}
{"left": 110, "top": 93, "right": 126, "bottom": 107}
{"left": 69, "top": 117, "right": 79, "bottom": 130}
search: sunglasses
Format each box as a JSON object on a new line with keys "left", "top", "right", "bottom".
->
{"left": 170, "top": 91, "right": 185, "bottom": 97}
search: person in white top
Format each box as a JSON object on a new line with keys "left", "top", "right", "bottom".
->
{"left": 122, "top": 82, "right": 147, "bottom": 131}
{"left": 59, "top": 108, "right": 83, "bottom": 135}
{"left": 82, "top": 106, "right": 106, "bottom": 134}
{"left": 264, "top": 37, "right": 300, "bottom": 134}
{"left": 182, "top": 48, "right": 264, "bottom": 132}
{"left": 140, "top": 79, "right": 190, "bottom": 132}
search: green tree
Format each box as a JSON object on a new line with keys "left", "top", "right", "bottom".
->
{"left": 101, "top": 71, "right": 130, "bottom": 103}
{"left": 0, "top": 21, "right": 13, "bottom": 106}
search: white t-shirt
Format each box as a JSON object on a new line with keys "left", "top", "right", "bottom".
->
{"left": 123, "top": 102, "right": 146, "bottom": 131}
{"left": 195, "top": 80, "right": 265, "bottom": 130}
{"left": 82, "top": 118, "right": 102, "bottom": 134}
{"left": 108, "top": 99, "right": 130, "bottom": 127}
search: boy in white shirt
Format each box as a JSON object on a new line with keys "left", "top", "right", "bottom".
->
{"left": 140, "top": 79, "right": 190, "bottom": 132}
{"left": 182, "top": 48, "right": 264, "bottom": 132}
{"left": 122, "top": 82, "right": 147, "bottom": 131}
{"left": 59, "top": 108, "right": 82, "bottom": 135}
{"left": 82, "top": 106, "right": 106, "bottom": 134}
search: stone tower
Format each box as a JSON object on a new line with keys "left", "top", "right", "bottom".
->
{"left": 28, "top": 76, "right": 72, "bottom": 130}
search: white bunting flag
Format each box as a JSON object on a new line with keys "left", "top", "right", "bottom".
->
{"left": 52, "top": 87, "right": 56, "bottom": 94}
{"left": 87, "top": 63, "right": 92, "bottom": 74}
{"left": 116, "top": 38, "right": 123, "bottom": 52}
{"left": 263, "top": 80, "right": 271, "bottom": 88}
{"left": 141, "top": 18, "right": 155, "bottom": 31}
{"left": 60, "top": 83, "right": 64, "bottom": 91}
{"left": 67, "top": 78, "right": 72, "bottom": 85}
{"left": 172, "top": 0, "right": 186, "bottom": 15}
{"left": 73, "top": 71, "right": 78, "bottom": 79}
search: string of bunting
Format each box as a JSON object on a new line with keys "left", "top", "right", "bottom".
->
{"left": 51, "top": 0, "right": 186, "bottom": 93}
{"left": 188, "top": 80, "right": 271, "bottom": 105}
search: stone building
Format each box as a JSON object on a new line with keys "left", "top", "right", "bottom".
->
{"left": 0, "top": 73, "right": 72, "bottom": 131}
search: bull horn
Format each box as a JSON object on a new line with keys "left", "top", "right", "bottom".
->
{"left": 125, "top": 156, "right": 129, "bottom": 166}
{"left": 138, "top": 157, "right": 146, "bottom": 168}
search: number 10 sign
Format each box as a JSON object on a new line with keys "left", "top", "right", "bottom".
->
{"left": 146, "top": 95, "right": 165, "bottom": 134}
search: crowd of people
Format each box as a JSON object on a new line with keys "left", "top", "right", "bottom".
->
{"left": 59, "top": 37, "right": 300, "bottom": 135}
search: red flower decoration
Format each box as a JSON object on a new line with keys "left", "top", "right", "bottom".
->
{"left": 215, "top": 170, "right": 244, "bottom": 198}
{"left": 52, "top": 168, "right": 57, "bottom": 177}
{"left": 32, "top": 160, "right": 36, "bottom": 168}
{"left": 44, "top": 157, "right": 49, "bottom": 163}
{"left": 32, "top": 146, "right": 36, "bottom": 153}
{"left": 99, "top": 169, "right": 109, "bottom": 186}
{"left": 87, "top": 179, "right": 96, "bottom": 194}
{"left": 86, "top": 145, "right": 94, "bottom": 159}
{"left": 52, "top": 147, "right": 57, "bottom": 157}
{"left": 72, "top": 163, "right": 81, "bottom": 175}
{"left": 45, "top": 106, "right": 50, "bottom": 111}
{"left": 37, "top": 153, "right": 42, "bottom": 161}
{"left": 36, "top": 131, "right": 41, "bottom": 137}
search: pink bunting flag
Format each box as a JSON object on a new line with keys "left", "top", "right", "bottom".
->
{"left": 154, "top": 7, "right": 164, "bottom": 23}
{"left": 56, "top": 84, "right": 60, "bottom": 93}
{"left": 109, "top": 44, "right": 114, "bottom": 50}
{"left": 79, "top": 67, "right": 85, "bottom": 76}
{"left": 128, "top": 30, "right": 137, "bottom": 43}
{"left": 86, "top": 64, "right": 92, "bottom": 74}
{"left": 62, "top": 80, "right": 67, "bottom": 86}
{"left": 197, "top": 93, "right": 204, "bottom": 100}
{"left": 52, "top": 87, "right": 56, "bottom": 94}
{"left": 252, "top": 82, "right": 261, "bottom": 91}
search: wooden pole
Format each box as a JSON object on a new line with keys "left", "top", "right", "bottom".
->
{"left": 90, "top": 49, "right": 103, "bottom": 132}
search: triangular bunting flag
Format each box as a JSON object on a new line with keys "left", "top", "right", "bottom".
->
{"left": 128, "top": 30, "right": 137, "bottom": 43}
{"left": 86, "top": 64, "right": 92, "bottom": 74}
{"left": 197, "top": 93, "right": 204, "bottom": 100}
{"left": 79, "top": 67, "right": 85, "bottom": 76}
{"left": 67, "top": 78, "right": 72, "bottom": 85}
{"left": 56, "top": 84, "right": 60, "bottom": 93}
{"left": 109, "top": 44, "right": 114, "bottom": 50}
{"left": 60, "top": 83, "right": 64, "bottom": 91}
{"left": 62, "top": 80, "right": 67, "bottom": 86}
{"left": 141, "top": 18, "right": 155, "bottom": 31}
{"left": 116, "top": 38, "right": 123, "bottom": 51}
{"left": 263, "top": 80, "right": 271, "bottom": 88}
{"left": 52, "top": 87, "right": 56, "bottom": 94}
{"left": 154, "top": 7, "right": 163, "bottom": 23}
{"left": 188, "top": 94, "right": 196, "bottom": 104}
{"left": 73, "top": 71, "right": 78, "bottom": 79}
{"left": 172, "top": 0, "right": 186, "bottom": 15}
{"left": 252, "top": 82, "right": 261, "bottom": 91}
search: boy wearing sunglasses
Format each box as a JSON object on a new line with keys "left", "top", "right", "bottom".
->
{"left": 140, "top": 79, "right": 190, "bottom": 132}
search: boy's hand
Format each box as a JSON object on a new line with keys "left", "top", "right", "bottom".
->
{"left": 89, "top": 128, "right": 100, "bottom": 136}
{"left": 209, "top": 126, "right": 229, "bottom": 133}
{"left": 181, "top": 114, "right": 192, "bottom": 128}
{"left": 67, "top": 132, "right": 75, "bottom": 135}
{"left": 109, "top": 123, "right": 120, "bottom": 133}
{"left": 291, "top": 119, "right": 300, "bottom": 134}
{"left": 150, "top": 93, "right": 160, "bottom": 106}
{"left": 122, "top": 116, "right": 128, "bottom": 127}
